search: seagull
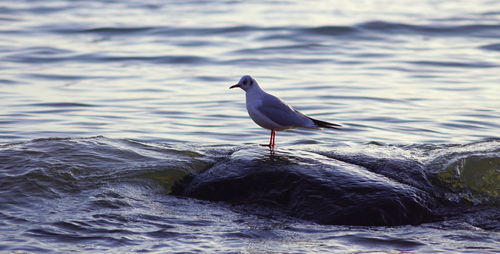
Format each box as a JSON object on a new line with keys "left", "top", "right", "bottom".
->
{"left": 230, "top": 75, "right": 341, "bottom": 148}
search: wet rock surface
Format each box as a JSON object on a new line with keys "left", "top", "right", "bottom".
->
{"left": 173, "top": 148, "right": 437, "bottom": 226}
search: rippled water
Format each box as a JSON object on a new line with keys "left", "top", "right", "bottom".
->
{"left": 1, "top": 0, "right": 499, "bottom": 253}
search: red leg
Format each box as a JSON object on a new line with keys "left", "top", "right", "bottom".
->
{"left": 260, "top": 130, "right": 276, "bottom": 148}
{"left": 269, "top": 130, "right": 274, "bottom": 147}
{"left": 271, "top": 130, "right": 276, "bottom": 147}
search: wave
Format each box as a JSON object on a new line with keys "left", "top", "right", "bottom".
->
{"left": 1, "top": 137, "right": 498, "bottom": 227}
{"left": 43, "top": 25, "right": 275, "bottom": 36}
{"left": 11, "top": 20, "right": 498, "bottom": 40}
{"left": 480, "top": 43, "right": 500, "bottom": 51}
{"left": 5, "top": 50, "right": 212, "bottom": 65}
{"left": 357, "top": 21, "right": 500, "bottom": 38}
{"left": 4, "top": 20, "right": 498, "bottom": 68}
{"left": 405, "top": 60, "right": 497, "bottom": 69}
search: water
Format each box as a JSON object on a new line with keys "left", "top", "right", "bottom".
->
{"left": 1, "top": 0, "right": 499, "bottom": 253}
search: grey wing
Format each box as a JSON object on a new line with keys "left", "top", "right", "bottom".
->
{"left": 258, "top": 93, "right": 311, "bottom": 127}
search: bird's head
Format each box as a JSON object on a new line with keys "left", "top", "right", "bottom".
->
{"left": 229, "top": 75, "right": 257, "bottom": 92}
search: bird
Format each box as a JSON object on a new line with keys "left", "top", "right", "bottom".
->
{"left": 229, "top": 75, "right": 341, "bottom": 148}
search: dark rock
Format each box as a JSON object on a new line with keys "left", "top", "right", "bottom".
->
{"left": 173, "top": 148, "right": 437, "bottom": 226}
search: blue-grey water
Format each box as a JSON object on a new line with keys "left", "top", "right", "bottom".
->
{"left": 1, "top": 0, "right": 499, "bottom": 253}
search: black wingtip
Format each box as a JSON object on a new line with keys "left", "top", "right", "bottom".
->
{"left": 308, "top": 117, "right": 341, "bottom": 129}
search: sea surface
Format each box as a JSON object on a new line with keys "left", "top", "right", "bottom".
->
{"left": 1, "top": 0, "right": 499, "bottom": 253}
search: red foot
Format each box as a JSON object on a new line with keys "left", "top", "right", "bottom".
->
{"left": 260, "top": 130, "right": 276, "bottom": 148}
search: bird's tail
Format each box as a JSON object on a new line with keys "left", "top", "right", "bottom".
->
{"left": 307, "top": 117, "right": 341, "bottom": 129}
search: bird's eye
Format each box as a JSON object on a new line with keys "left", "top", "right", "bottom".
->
{"left": 242, "top": 80, "right": 248, "bottom": 85}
